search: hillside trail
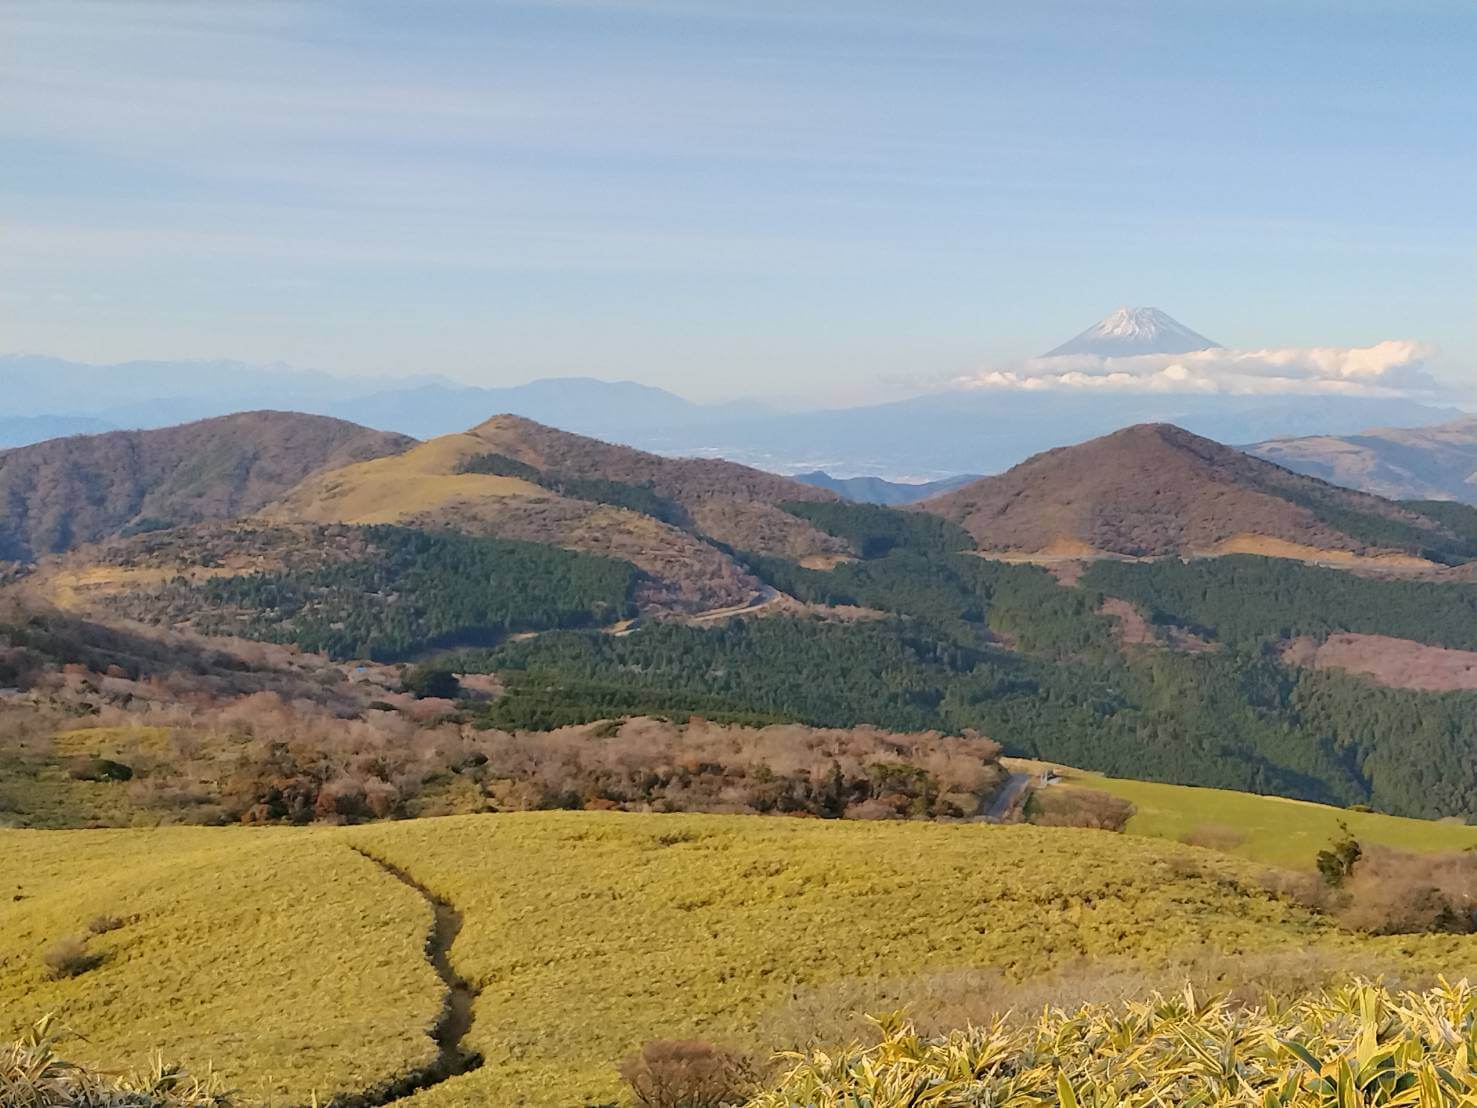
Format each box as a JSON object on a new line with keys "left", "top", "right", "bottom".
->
{"left": 332, "top": 848, "right": 483, "bottom": 1107}
{"left": 684, "top": 584, "right": 782, "bottom": 625}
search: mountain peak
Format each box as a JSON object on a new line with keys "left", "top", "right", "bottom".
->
{"left": 920, "top": 421, "right": 1456, "bottom": 560}
{"left": 1044, "top": 307, "right": 1221, "bottom": 358}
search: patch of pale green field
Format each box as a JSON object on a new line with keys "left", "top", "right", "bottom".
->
{"left": 1007, "top": 758, "right": 1477, "bottom": 868}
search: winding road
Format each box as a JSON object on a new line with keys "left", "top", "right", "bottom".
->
{"left": 985, "top": 773, "right": 1032, "bottom": 821}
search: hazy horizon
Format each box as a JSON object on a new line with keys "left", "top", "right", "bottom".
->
{"left": 4, "top": 1, "right": 1475, "bottom": 408}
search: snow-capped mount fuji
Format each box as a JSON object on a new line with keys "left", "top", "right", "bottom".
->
{"left": 1043, "top": 307, "right": 1221, "bottom": 358}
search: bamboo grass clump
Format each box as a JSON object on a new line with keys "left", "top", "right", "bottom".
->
{"left": 752, "top": 979, "right": 1477, "bottom": 1106}
{"left": 1, "top": 1016, "right": 232, "bottom": 1108}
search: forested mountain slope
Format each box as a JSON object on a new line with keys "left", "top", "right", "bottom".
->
{"left": 921, "top": 422, "right": 1476, "bottom": 563}
{"left": 0, "top": 412, "right": 413, "bottom": 562}
{"left": 15, "top": 415, "right": 1477, "bottom": 821}
{"left": 434, "top": 496, "right": 1477, "bottom": 821}
{"left": 263, "top": 413, "right": 848, "bottom": 608}
{"left": 24, "top": 414, "right": 856, "bottom": 626}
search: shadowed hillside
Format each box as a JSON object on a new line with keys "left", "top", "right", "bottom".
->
{"left": 0, "top": 412, "right": 414, "bottom": 562}
{"left": 922, "top": 423, "right": 1474, "bottom": 563}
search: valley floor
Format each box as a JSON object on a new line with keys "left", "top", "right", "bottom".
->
{"left": 8, "top": 810, "right": 1477, "bottom": 1106}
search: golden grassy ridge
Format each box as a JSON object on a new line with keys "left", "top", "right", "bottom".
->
{"left": 8, "top": 811, "right": 1477, "bottom": 1107}
{"left": 0, "top": 827, "right": 442, "bottom": 1104}
{"left": 347, "top": 811, "right": 1477, "bottom": 1107}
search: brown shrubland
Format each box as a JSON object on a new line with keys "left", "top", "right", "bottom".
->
{"left": 618, "top": 1039, "right": 754, "bottom": 1108}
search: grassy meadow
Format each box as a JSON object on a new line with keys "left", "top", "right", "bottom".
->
{"left": 0, "top": 826, "right": 441, "bottom": 1104}
{"left": 8, "top": 810, "right": 1477, "bottom": 1106}
{"left": 1009, "top": 758, "right": 1477, "bottom": 868}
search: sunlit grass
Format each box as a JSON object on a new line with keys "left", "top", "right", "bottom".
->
{"left": 755, "top": 979, "right": 1477, "bottom": 1106}
{"left": 0, "top": 826, "right": 441, "bottom": 1103}
{"left": 1009, "top": 758, "right": 1477, "bottom": 868}
{"left": 349, "top": 811, "right": 1477, "bottom": 1106}
{"left": 8, "top": 810, "right": 1477, "bottom": 1106}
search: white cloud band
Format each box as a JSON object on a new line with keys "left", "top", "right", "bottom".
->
{"left": 951, "top": 340, "right": 1438, "bottom": 398}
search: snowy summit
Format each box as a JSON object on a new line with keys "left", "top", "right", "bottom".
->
{"left": 1043, "top": 307, "right": 1221, "bottom": 358}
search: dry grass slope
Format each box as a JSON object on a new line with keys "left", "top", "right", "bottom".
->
{"left": 261, "top": 420, "right": 786, "bottom": 610}
{"left": 8, "top": 811, "right": 1477, "bottom": 1106}
{"left": 347, "top": 811, "right": 1477, "bottom": 1106}
{"left": 0, "top": 827, "right": 441, "bottom": 1104}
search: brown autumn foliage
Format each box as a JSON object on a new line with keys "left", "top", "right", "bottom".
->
{"left": 3, "top": 645, "right": 1009, "bottom": 827}
{"left": 619, "top": 1040, "right": 755, "bottom": 1108}
{"left": 1336, "top": 845, "right": 1477, "bottom": 935}
{"left": 923, "top": 423, "right": 1454, "bottom": 557}
{"left": 3, "top": 598, "right": 1009, "bottom": 829}
{"left": 41, "top": 936, "right": 99, "bottom": 980}
{"left": 469, "top": 717, "right": 1006, "bottom": 821}
{"left": 1028, "top": 786, "right": 1135, "bottom": 831}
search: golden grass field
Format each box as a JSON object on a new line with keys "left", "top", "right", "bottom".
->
{"left": 1008, "top": 758, "right": 1477, "bottom": 868}
{"left": 11, "top": 811, "right": 1476, "bottom": 1106}
{"left": 0, "top": 826, "right": 441, "bottom": 1104}
{"left": 267, "top": 432, "right": 547, "bottom": 525}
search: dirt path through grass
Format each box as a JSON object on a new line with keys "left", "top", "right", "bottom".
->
{"left": 341, "top": 848, "right": 483, "bottom": 1105}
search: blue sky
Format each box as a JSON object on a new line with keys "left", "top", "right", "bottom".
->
{"left": 3, "top": 0, "right": 1473, "bottom": 405}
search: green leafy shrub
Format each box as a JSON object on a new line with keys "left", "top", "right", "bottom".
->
{"left": 401, "top": 665, "right": 461, "bottom": 700}
{"left": 1317, "top": 821, "right": 1363, "bottom": 886}
{"left": 752, "top": 980, "right": 1477, "bottom": 1106}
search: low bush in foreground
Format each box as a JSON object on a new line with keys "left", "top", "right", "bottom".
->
{"left": 752, "top": 980, "right": 1477, "bottom": 1106}
{"left": 620, "top": 1039, "right": 755, "bottom": 1108}
{"left": 2, "top": 1017, "right": 232, "bottom": 1107}
{"left": 40, "top": 936, "right": 98, "bottom": 980}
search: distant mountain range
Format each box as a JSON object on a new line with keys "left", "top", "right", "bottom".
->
{"left": 0, "top": 415, "right": 115, "bottom": 448}
{"left": 16, "top": 407, "right": 1477, "bottom": 822}
{"left": 1247, "top": 419, "right": 1477, "bottom": 504}
{"left": 4, "top": 307, "right": 1464, "bottom": 477}
{"left": 0, "top": 353, "right": 747, "bottom": 442}
{"left": 790, "top": 470, "right": 978, "bottom": 505}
